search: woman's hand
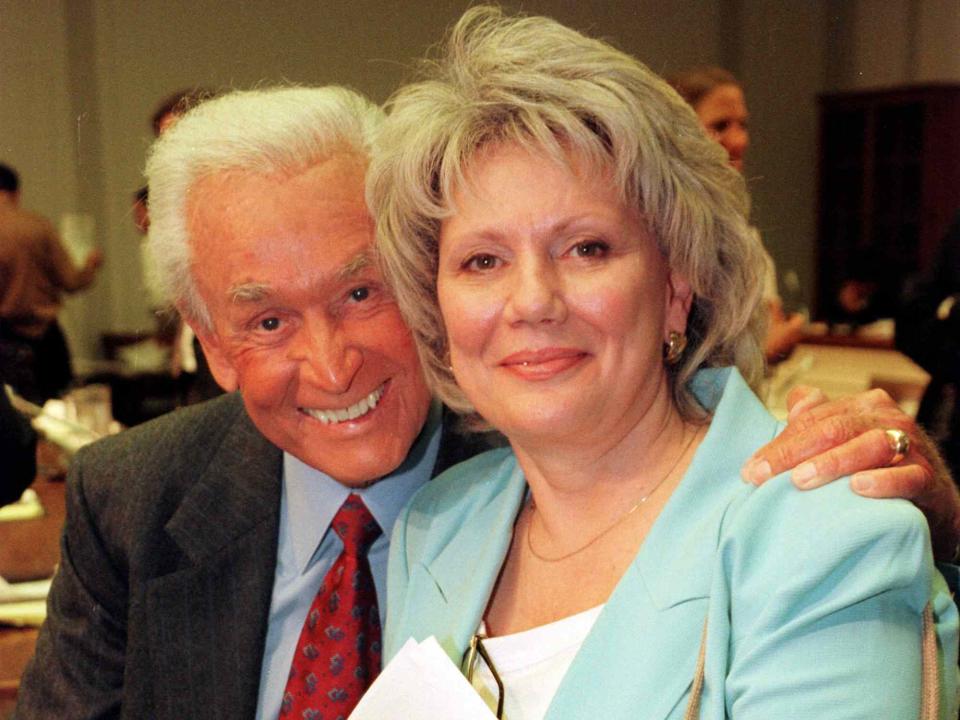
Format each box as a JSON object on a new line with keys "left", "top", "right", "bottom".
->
{"left": 742, "top": 386, "right": 960, "bottom": 561}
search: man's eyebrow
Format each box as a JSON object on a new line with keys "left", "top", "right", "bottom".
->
{"left": 337, "top": 250, "right": 374, "bottom": 282}
{"left": 228, "top": 282, "right": 271, "bottom": 304}
{"left": 225, "top": 251, "right": 375, "bottom": 304}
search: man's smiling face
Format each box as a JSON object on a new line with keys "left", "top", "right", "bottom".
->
{"left": 186, "top": 154, "right": 432, "bottom": 486}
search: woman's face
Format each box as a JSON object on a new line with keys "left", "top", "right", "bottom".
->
{"left": 694, "top": 83, "right": 750, "bottom": 172}
{"left": 437, "top": 143, "right": 691, "bottom": 446}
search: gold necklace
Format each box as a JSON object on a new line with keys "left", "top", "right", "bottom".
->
{"left": 525, "top": 426, "right": 698, "bottom": 563}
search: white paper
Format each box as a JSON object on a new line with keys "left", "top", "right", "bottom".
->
{"left": 0, "top": 576, "right": 51, "bottom": 627}
{"left": 32, "top": 399, "right": 102, "bottom": 455}
{"left": 348, "top": 636, "right": 496, "bottom": 720}
{"left": 0, "top": 488, "right": 45, "bottom": 522}
{"left": 0, "top": 599, "right": 47, "bottom": 627}
{"left": 59, "top": 212, "right": 96, "bottom": 267}
{"left": 0, "top": 576, "right": 52, "bottom": 603}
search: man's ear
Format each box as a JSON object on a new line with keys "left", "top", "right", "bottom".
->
{"left": 183, "top": 313, "right": 239, "bottom": 392}
{"left": 664, "top": 269, "right": 694, "bottom": 337}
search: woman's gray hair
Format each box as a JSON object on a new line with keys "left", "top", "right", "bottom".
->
{"left": 145, "top": 85, "right": 383, "bottom": 329}
{"left": 368, "top": 6, "right": 766, "bottom": 422}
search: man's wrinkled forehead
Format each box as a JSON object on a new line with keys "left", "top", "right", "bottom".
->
{"left": 185, "top": 156, "right": 370, "bottom": 242}
{"left": 185, "top": 156, "right": 376, "bottom": 300}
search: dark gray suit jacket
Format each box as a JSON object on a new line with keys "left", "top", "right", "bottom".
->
{"left": 13, "top": 393, "right": 486, "bottom": 720}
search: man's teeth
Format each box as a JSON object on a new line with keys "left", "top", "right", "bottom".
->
{"left": 304, "top": 385, "right": 384, "bottom": 425}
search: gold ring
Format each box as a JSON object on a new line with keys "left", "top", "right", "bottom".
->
{"left": 884, "top": 428, "right": 910, "bottom": 466}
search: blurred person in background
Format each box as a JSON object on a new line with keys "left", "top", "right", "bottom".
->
{"left": 0, "top": 163, "right": 102, "bottom": 403}
{"left": 898, "top": 211, "right": 960, "bottom": 479}
{"left": 669, "top": 66, "right": 805, "bottom": 364}
{"left": 131, "top": 87, "right": 216, "bottom": 238}
{"left": 0, "top": 386, "right": 37, "bottom": 506}
{"left": 133, "top": 88, "right": 222, "bottom": 406}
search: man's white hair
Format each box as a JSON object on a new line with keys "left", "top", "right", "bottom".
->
{"left": 145, "top": 85, "right": 383, "bottom": 329}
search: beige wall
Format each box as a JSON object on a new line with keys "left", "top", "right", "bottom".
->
{"left": 0, "top": 0, "right": 102, "bottom": 360}
{"left": 729, "top": 0, "right": 829, "bottom": 315}
{"left": 1, "top": 0, "right": 957, "bottom": 367}
{"left": 837, "top": 0, "right": 960, "bottom": 89}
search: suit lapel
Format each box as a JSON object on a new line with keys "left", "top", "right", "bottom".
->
{"left": 145, "top": 407, "right": 283, "bottom": 720}
{"left": 432, "top": 406, "right": 504, "bottom": 477}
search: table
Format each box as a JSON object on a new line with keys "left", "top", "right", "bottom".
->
{"left": 0, "top": 475, "right": 66, "bottom": 718}
{"left": 0, "top": 478, "right": 64, "bottom": 582}
{"left": 764, "top": 341, "right": 930, "bottom": 419}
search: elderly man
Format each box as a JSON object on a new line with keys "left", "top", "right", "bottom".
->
{"left": 14, "top": 86, "right": 959, "bottom": 720}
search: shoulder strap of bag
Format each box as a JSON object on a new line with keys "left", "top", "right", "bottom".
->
{"left": 920, "top": 602, "right": 940, "bottom": 720}
{"left": 683, "top": 620, "right": 707, "bottom": 720}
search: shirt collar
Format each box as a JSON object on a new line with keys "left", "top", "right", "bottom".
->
{"left": 281, "top": 401, "right": 443, "bottom": 574}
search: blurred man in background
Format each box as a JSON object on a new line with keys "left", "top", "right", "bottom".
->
{"left": 0, "top": 163, "right": 102, "bottom": 403}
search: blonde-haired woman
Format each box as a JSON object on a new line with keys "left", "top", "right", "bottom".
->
{"left": 369, "top": 7, "right": 958, "bottom": 719}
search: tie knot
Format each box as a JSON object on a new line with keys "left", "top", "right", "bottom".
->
{"left": 332, "top": 494, "right": 381, "bottom": 553}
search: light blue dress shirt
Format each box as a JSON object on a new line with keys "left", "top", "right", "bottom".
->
{"left": 254, "top": 402, "right": 442, "bottom": 720}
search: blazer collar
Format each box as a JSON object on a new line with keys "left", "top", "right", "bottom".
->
{"left": 422, "top": 370, "right": 776, "bottom": 611}
{"left": 636, "top": 368, "right": 780, "bottom": 609}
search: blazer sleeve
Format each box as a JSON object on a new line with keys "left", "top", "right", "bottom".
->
{"left": 14, "top": 452, "right": 128, "bottom": 720}
{"left": 718, "top": 481, "right": 958, "bottom": 719}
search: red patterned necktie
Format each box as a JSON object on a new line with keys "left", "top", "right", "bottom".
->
{"left": 279, "top": 494, "right": 383, "bottom": 720}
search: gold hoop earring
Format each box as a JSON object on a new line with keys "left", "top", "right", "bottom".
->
{"left": 664, "top": 331, "right": 687, "bottom": 365}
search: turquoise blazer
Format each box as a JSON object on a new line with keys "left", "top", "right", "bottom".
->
{"left": 386, "top": 368, "right": 959, "bottom": 719}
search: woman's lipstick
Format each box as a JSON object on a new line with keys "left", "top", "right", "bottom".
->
{"left": 498, "top": 347, "right": 587, "bottom": 380}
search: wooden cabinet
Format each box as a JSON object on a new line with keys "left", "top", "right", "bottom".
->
{"left": 815, "top": 85, "right": 960, "bottom": 322}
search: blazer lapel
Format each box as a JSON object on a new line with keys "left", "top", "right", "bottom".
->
{"left": 544, "top": 465, "right": 726, "bottom": 720}
{"left": 145, "top": 408, "right": 283, "bottom": 720}
{"left": 413, "top": 458, "right": 527, "bottom": 663}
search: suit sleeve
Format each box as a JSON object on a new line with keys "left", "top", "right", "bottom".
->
{"left": 720, "top": 483, "right": 959, "bottom": 719}
{"left": 13, "top": 452, "right": 128, "bottom": 720}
